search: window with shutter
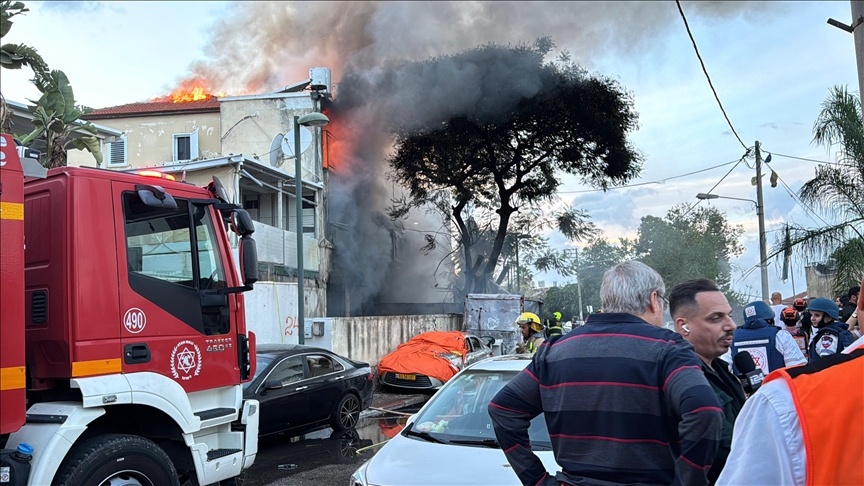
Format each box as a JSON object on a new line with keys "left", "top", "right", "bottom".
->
{"left": 107, "top": 137, "right": 127, "bottom": 166}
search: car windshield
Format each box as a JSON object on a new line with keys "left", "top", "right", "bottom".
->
{"left": 407, "top": 369, "right": 551, "bottom": 450}
{"left": 244, "top": 354, "right": 276, "bottom": 392}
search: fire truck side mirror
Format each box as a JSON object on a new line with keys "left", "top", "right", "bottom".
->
{"left": 135, "top": 184, "right": 177, "bottom": 209}
{"left": 240, "top": 235, "right": 258, "bottom": 287}
{"left": 232, "top": 209, "right": 255, "bottom": 237}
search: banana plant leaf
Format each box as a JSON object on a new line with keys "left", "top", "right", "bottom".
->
{"left": 71, "top": 136, "right": 103, "bottom": 166}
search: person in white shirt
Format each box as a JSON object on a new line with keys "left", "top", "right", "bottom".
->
{"left": 717, "top": 279, "right": 864, "bottom": 486}
{"left": 770, "top": 292, "right": 786, "bottom": 329}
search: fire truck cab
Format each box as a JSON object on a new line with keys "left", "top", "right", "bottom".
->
{"left": 0, "top": 133, "right": 260, "bottom": 486}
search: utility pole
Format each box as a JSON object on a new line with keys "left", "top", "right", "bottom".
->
{"left": 515, "top": 238, "right": 521, "bottom": 292}
{"left": 755, "top": 141, "right": 770, "bottom": 302}
{"left": 853, "top": 1, "right": 864, "bottom": 117}
{"left": 571, "top": 249, "right": 584, "bottom": 322}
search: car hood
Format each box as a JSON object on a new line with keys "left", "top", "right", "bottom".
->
{"left": 364, "top": 433, "right": 559, "bottom": 485}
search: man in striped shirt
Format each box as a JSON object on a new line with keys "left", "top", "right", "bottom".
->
{"left": 489, "top": 261, "right": 723, "bottom": 486}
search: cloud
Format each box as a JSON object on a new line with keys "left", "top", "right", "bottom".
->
{"left": 37, "top": 1, "right": 103, "bottom": 13}
{"left": 570, "top": 186, "right": 659, "bottom": 230}
{"left": 760, "top": 122, "right": 779, "bottom": 130}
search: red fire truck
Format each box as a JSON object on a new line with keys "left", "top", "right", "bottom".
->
{"left": 0, "top": 133, "right": 260, "bottom": 485}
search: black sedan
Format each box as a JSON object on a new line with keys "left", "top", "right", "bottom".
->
{"left": 244, "top": 344, "right": 375, "bottom": 437}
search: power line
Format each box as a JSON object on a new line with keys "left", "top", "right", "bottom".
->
{"left": 675, "top": 0, "right": 747, "bottom": 150}
{"left": 764, "top": 162, "right": 833, "bottom": 228}
{"left": 557, "top": 158, "right": 740, "bottom": 194}
{"left": 680, "top": 149, "right": 751, "bottom": 218}
{"left": 763, "top": 150, "right": 854, "bottom": 168}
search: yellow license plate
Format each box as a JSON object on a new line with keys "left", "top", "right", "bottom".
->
{"left": 396, "top": 373, "right": 416, "bottom": 380}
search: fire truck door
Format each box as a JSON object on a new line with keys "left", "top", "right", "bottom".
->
{"left": 114, "top": 184, "right": 238, "bottom": 391}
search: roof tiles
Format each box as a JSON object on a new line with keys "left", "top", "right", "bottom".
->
{"left": 83, "top": 98, "right": 220, "bottom": 119}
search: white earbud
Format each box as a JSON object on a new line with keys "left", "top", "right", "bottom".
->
{"left": 682, "top": 324, "right": 691, "bottom": 333}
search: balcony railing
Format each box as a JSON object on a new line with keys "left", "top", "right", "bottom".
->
{"left": 253, "top": 221, "right": 319, "bottom": 272}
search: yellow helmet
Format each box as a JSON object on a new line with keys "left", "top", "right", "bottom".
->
{"left": 515, "top": 312, "right": 544, "bottom": 333}
{"left": 554, "top": 312, "right": 562, "bottom": 321}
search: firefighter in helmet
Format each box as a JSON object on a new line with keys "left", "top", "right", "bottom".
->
{"left": 548, "top": 312, "right": 564, "bottom": 338}
{"left": 514, "top": 312, "right": 545, "bottom": 354}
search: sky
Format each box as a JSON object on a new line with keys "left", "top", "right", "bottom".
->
{"left": 1, "top": 1, "right": 859, "bottom": 302}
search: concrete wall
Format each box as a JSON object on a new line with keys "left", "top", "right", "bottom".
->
{"left": 67, "top": 147, "right": 102, "bottom": 167}
{"left": 73, "top": 112, "right": 222, "bottom": 168}
{"left": 805, "top": 265, "right": 836, "bottom": 299}
{"left": 331, "top": 314, "right": 463, "bottom": 367}
{"left": 219, "top": 94, "right": 323, "bottom": 185}
{"left": 243, "top": 281, "right": 327, "bottom": 345}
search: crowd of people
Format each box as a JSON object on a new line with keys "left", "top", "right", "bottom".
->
{"left": 490, "top": 261, "right": 863, "bottom": 486}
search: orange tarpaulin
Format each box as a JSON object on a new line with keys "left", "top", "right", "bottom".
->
{"left": 378, "top": 331, "right": 468, "bottom": 383}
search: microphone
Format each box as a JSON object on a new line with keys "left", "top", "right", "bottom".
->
{"left": 733, "top": 351, "right": 764, "bottom": 394}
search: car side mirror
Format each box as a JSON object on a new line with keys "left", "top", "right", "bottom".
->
{"left": 481, "top": 336, "right": 495, "bottom": 348}
{"left": 264, "top": 379, "right": 283, "bottom": 391}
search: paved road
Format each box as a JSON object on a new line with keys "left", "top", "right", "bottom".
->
{"left": 244, "top": 392, "right": 428, "bottom": 486}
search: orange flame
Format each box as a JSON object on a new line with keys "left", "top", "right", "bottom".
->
{"left": 152, "top": 81, "right": 226, "bottom": 104}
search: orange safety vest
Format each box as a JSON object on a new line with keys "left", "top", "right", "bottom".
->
{"left": 764, "top": 349, "right": 864, "bottom": 486}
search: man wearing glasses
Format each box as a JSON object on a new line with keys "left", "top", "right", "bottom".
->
{"left": 669, "top": 279, "right": 746, "bottom": 485}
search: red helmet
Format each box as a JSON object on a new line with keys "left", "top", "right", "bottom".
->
{"left": 781, "top": 307, "right": 798, "bottom": 322}
{"left": 793, "top": 298, "right": 806, "bottom": 311}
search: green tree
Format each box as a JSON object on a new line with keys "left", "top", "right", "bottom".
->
{"left": 575, "top": 236, "right": 635, "bottom": 314}
{"left": 634, "top": 204, "right": 745, "bottom": 303}
{"left": 0, "top": 2, "right": 47, "bottom": 76}
{"left": 773, "top": 86, "right": 864, "bottom": 295}
{"left": 0, "top": 0, "right": 102, "bottom": 167}
{"left": 386, "top": 40, "right": 642, "bottom": 299}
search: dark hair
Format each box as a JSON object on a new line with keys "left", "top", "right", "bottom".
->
{"left": 850, "top": 286, "right": 861, "bottom": 298}
{"left": 669, "top": 279, "right": 720, "bottom": 318}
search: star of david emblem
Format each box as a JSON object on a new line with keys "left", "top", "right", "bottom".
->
{"left": 177, "top": 346, "right": 197, "bottom": 374}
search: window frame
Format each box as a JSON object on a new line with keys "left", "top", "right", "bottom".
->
{"left": 106, "top": 135, "right": 128, "bottom": 167}
{"left": 172, "top": 130, "right": 199, "bottom": 162}
{"left": 122, "top": 193, "right": 231, "bottom": 335}
{"left": 259, "top": 354, "right": 306, "bottom": 389}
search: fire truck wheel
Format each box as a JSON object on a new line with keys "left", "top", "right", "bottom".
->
{"left": 330, "top": 393, "right": 361, "bottom": 431}
{"left": 53, "top": 434, "right": 180, "bottom": 486}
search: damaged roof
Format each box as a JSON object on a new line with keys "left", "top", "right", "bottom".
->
{"left": 82, "top": 98, "right": 220, "bottom": 120}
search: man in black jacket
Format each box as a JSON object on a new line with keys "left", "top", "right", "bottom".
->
{"left": 670, "top": 279, "right": 746, "bottom": 485}
{"left": 840, "top": 286, "right": 859, "bottom": 322}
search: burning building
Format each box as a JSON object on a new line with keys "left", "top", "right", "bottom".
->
{"left": 70, "top": 66, "right": 456, "bottom": 336}
{"left": 75, "top": 72, "right": 333, "bottom": 332}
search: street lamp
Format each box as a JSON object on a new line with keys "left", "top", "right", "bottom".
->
{"left": 695, "top": 192, "right": 769, "bottom": 302}
{"left": 295, "top": 112, "right": 329, "bottom": 344}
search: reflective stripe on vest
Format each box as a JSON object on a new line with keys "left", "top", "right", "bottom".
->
{"left": 764, "top": 351, "right": 864, "bottom": 486}
{"left": 731, "top": 325, "right": 785, "bottom": 373}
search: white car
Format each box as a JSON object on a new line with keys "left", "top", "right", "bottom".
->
{"left": 351, "top": 355, "right": 559, "bottom": 486}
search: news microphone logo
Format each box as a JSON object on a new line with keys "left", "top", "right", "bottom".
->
{"left": 733, "top": 351, "right": 764, "bottom": 394}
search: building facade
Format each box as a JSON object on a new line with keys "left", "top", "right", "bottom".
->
{"left": 76, "top": 80, "right": 333, "bottom": 324}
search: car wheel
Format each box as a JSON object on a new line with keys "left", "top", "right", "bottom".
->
{"left": 53, "top": 434, "right": 180, "bottom": 486}
{"left": 331, "top": 393, "right": 360, "bottom": 431}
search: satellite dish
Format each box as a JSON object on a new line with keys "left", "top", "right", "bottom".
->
{"left": 281, "top": 127, "right": 313, "bottom": 158}
{"left": 269, "top": 133, "right": 284, "bottom": 167}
